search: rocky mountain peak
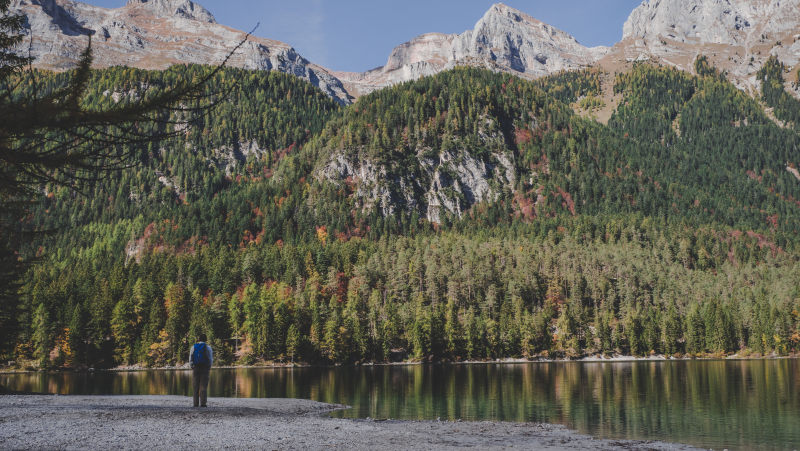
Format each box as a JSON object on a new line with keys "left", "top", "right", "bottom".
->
{"left": 336, "top": 2, "right": 606, "bottom": 97}
{"left": 477, "top": 3, "right": 547, "bottom": 32}
{"left": 125, "top": 0, "right": 216, "bottom": 23}
{"left": 382, "top": 33, "right": 452, "bottom": 72}
{"left": 479, "top": 3, "right": 527, "bottom": 21}
{"left": 11, "top": 0, "right": 351, "bottom": 103}
{"left": 610, "top": 0, "right": 800, "bottom": 92}
{"left": 465, "top": 2, "right": 597, "bottom": 70}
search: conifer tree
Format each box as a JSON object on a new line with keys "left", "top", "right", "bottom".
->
{"left": 0, "top": 0, "right": 247, "bottom": 357}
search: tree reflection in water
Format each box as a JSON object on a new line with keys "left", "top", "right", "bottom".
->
{"left": 2, "top": 360, "right": 798, "bottom": 450}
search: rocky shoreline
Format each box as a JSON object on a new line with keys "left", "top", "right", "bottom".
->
{"left": 0, "top": 395, "right": 697, "bottom": 450}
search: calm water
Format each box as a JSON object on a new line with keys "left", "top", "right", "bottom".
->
{"left": 2, "top": 360, "right": 799, "bottom": 450}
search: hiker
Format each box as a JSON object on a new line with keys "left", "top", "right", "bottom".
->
{"left": 190, "top": 333, "right": 213, "bottom": 407}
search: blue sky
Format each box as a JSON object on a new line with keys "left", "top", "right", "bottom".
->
{"left": 85, "top": 1, "right": 644, "bottom": 72}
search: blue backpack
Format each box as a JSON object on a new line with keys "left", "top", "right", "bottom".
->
{"left": 191, "top": 343, "right": 210, "bottom": 368}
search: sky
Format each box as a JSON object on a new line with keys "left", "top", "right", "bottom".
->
{"left": 84, "top": 0, "right": 644, "bottom": 72}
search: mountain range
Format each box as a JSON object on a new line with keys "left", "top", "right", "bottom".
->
{"left": 12, "top": 0, "right": 800, "bottom": 103}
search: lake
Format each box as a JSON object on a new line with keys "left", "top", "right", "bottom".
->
{"left": 2, "top": 359, "right": 798, "bottom": 450}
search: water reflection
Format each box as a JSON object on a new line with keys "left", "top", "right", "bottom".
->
{"left": 2, "top": 360, "right": 798, "bottom": 450}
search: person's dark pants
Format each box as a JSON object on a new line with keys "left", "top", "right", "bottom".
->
{"left": 192, "top": 367, "right": 210, "bottom": 407}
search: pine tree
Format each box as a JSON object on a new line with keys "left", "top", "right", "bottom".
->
{"left": 686, "top": 304, "right": 705, "bottom": 354}
{"left": 444, "top": 295, "right": 463, "bottom": 358}
{"left": 322, "top": 296, "right": 344, "bottom": 362}
{"left": 556, "top": 303, "right": 579, "bottom": 356}
{"left": 31, "top": 303, "right": 51, "bottom": 368}
{"left": 111, "top": 295, "right": 138, "bottom": 365}
{"left": 163, "top": 282, "right": 190, "bottom": 363}
{"left": 344, "top": 286, "right": 367, "bottom": 360}
{"left": 67, "top": 302, "right": 88, "bottom": 367}
{"left": 661, "top": 304, "right": 683, "bottom": 355}
{"left": 409, "top": 292, "right": 431, "bottom": 359}
{"left": 285, "top": 324, "right": 300, "bottom": 363}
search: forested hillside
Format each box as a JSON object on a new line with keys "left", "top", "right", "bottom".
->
{"left": 7, "top": 58, "right": 800, "bottom": 368}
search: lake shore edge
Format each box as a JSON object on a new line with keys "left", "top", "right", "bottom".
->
{"left": 0, "top": 394, "right": 699, "bottom": 450}
{"left": 2, "top": 351, "right": 797, "bottom": 374}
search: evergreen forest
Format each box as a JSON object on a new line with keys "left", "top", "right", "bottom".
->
{"left": 5, "top": 55, "right": 800, "bottom": 369}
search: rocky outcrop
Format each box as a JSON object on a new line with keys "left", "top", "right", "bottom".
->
{"left": 336, "top": 3, "right": 607, "bottom": 96}
{"left": 604, "top": 0, "right": 800, "bottom": 92}
{"left": 623, "top": 0, "right": 800, "bottom": 45}
{"left": 209, "top": 140, "right": 266, "bottom": 176}
{"left": 318, "top": 130, "right": 516, "bottom": 223}
{"left": 125, "top": 0, "right": 216, "bottom": 23}
{"left": 10, "top": 0, "right": 352, "bottom": 103}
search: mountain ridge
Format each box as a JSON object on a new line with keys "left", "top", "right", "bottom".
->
{"left": 10, "top": 1, "right": 612, "bottom": 101}
{"left": 9, "top": 0, "right": 800, "bottom": 101}
{"left": 335, "top": 3, "right": 608, "bottom": 97}
{"left": 10, "top": 0, "right": 352, "bottom": 103}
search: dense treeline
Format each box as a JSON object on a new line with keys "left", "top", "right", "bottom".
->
{"left": 6, "top": 58, "right": 800, "bottom": 368}
{"left": 18, "top": 216, "right": 800, "bottom": 368}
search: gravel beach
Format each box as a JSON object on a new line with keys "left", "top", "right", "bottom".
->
{"left": 0, "top": 395, "right": 698, "bottom": 450}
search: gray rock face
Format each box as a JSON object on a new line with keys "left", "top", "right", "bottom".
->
{"left": 336, "top": 3, "right": 607, "bottom": 96}
{"left": 209, "top": 140, "right": 266, "bottom": 176}
{"left": 10, "top": 0, "right": 352, "bottom": 103}
{"left": 615, "top": 0, "right": 800, "bottom": 92}
{"left": 623, "top": 0, "right": 800, "bottom": 44}
{"left": 318, "top": 128, "right": 515, "bottom": 223}
{"left": 126, "top": 0, "right": 216, "bottom": 23}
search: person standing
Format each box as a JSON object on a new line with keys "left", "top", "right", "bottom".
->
{"left": 190, "top": 333, "right": 213, "bottom": 407}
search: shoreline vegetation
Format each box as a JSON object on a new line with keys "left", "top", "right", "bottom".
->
{"left": 2, "top": 352, "right": 797, "bottom": 374}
